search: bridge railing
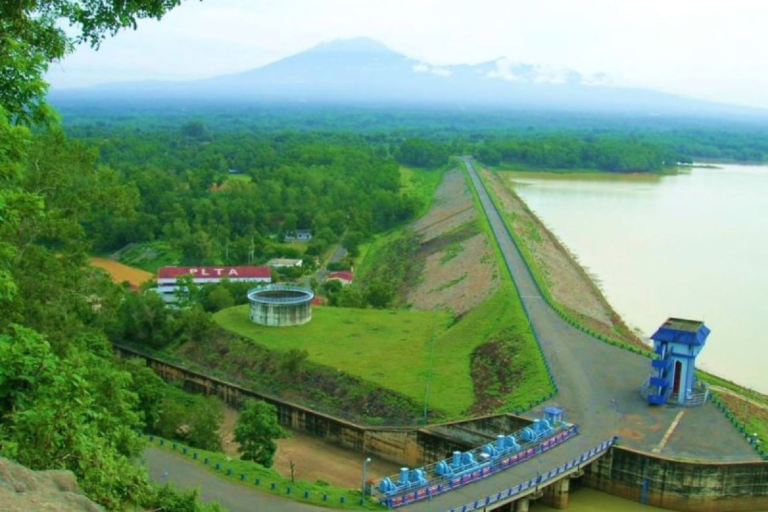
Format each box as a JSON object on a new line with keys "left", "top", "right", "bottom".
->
{"left": 379, "top": 425, "right": 579, "bottom": 508}
{"left": 442, "top": 436, "right": 618, "bottom": 512}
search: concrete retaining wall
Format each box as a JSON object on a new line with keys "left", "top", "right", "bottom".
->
{"left": 116, "top": 345, "right": 471, "bottom": 467}
{"left": 118, "top": 345, "right": 768, "bottom": 511}
{"left": 583, "top": 446, "right": 768, "bottom": 511}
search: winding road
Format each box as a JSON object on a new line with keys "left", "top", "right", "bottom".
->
{"left": 144, "top": 158, "right": 758, "bottom": 512}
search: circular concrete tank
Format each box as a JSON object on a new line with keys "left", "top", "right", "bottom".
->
{"left": 247, "top": 284, "right": 314, "bottom": 327}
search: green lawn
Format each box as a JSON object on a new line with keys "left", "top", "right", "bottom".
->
{"left": 216, "top": 281, "right": 549, "bottom": 418}
{"left": 215, "top": 305, "right": 462, "bottom": 413}
{"left": 215, "top": 161, "right": 552, "bottom": 420}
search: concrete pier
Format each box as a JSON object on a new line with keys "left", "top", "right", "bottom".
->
{"left": 541, "top": 477, "right": 570, "bottom": 509}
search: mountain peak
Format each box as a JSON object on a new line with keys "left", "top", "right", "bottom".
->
{"left": 307, "top": 37, "right": 398, "bottom": 55}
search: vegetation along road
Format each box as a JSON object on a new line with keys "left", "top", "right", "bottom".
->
{"left": 143, "top": 447, "right": 325, "bottom": 512}
{"left": 397, "top": 159, "right": 761, "bottom": 512}
{"left": 146, "top": 158, "right": 759, "bottom": 512}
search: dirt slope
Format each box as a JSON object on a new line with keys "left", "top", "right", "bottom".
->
{"left": 408, "top": 169, "right": 499, "bottom": 316}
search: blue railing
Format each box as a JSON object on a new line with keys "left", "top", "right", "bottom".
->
{"left": 381, "top": 425, "right": 579, "bottom": 508}
{"left": 442, "top": 436, "right": 618, "bottom": 512}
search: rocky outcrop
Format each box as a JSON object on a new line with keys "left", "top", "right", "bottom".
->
{"left": 0, "top": 457, "right": 102, "bottom": 512}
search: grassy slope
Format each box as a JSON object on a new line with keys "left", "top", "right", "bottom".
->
{"left": 215, "top": 306, "right": 467, "bottom": 414}
{"left": 216, "top": 162, "right": 552, "bottom": 418}
{"left": 356, "top": 165, "right": 444, "bottom": 281}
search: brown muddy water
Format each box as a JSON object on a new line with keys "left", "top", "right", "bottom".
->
{"left": 531, "top": 487, "right": 665, "bottom": 511}
{"left": 507, "top": 164, "right": 768, "bottom": 394}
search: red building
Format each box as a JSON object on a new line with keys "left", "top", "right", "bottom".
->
{"left": 326, "top": 270, "right": 353, "bottom": 286}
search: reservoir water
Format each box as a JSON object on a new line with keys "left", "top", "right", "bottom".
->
{"left": 506, "top": 164, "right": 768, "bottom": 394}
{"left": 531, "top": 487, "right": 665, "bottom": 511}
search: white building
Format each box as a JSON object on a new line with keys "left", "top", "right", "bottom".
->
{"left": 284, "top": 230, "right": 313, "bottom": 242}
{"left": 267, "top": 258, "right": 303, "bottom": 268}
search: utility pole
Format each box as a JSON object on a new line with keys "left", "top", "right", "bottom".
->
{"left": 361, "top": 457, "right": 371, "bottom": 505}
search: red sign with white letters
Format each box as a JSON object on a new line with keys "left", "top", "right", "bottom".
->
{"left": 158, "top": 266, "right": 270, "bottom": 280}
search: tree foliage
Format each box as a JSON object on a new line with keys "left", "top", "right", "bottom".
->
{"left": 395, "top": 137, "right": 449, "bottom": 168}
{"left": 0, "top": 0, "right": 184, "bottom": 124}
{"left": 475, "top": 136, "right": 685, "bottom": 172}
{"left": 75, "top": 129, "right": 421, "bottom": 264}
{"left": 233, "top": 400, "right": 288, "bottom": 468}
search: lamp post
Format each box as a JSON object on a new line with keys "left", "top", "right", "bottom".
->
{"left": 361, "top": 457, "right": 371, "bottom": 505}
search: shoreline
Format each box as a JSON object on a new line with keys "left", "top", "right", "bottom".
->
{"left": 479, "top": 165, "right": 768, "bottom": 444}
{"left": 479, "top": 166, "right": 646, "bottom": 349}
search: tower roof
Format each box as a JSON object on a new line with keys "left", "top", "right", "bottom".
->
{"left": 651, "top": 317, "right": 710, "bottom": 345}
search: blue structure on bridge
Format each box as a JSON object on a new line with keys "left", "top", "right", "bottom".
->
{"left": 642, "top": 317, "right": 711, "bottom": 407}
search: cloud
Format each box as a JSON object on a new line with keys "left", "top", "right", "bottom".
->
{"left": 486, "top": 58, "right": 522, "bottom": 82}
{"left": 412, "top": 62, "right": 452, "bottom": 77}
{"left": 486, "top": 58, "right": 588, "bottom": 85}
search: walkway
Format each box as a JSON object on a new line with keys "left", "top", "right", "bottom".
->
{"left": 142, "top": 447, "right": 324, "bottom": 512}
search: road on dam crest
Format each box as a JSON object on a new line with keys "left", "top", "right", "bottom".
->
{"left": 143, "top": 158, "right": 759, "bottom": 512}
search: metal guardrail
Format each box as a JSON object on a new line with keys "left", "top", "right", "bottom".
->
{"left": 441, "top": 436, "right": 618, "bottom": 512}
{"left": 639, "top": 379, "right": 710, "bottom": 407}
{"left": 380, "top": 425, "right": 579, "bottom": 509}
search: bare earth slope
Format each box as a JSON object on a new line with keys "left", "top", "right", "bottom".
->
{"left": 408, "top": 169, "right": 499, "bottom": 316}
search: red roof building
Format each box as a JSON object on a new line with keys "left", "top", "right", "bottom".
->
{"left": 157, "top": 266, "right": 271, "bottom": 286}
{"left": 326, "top": 271, "right": 353, "bottom": 285}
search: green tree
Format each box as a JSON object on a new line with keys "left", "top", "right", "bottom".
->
{"left": 233, "top": 400, "right": 288, "bottom": 468}
{"left": 155, "top": 387, "right": 224, "bottom": 452}
{"left": 0, "top": 325, "right": 149, "bottom": 508}
{"left": 365, "top": 279, "right": 395, "bottom": 309}
{"left": 146, "top": 484, "right": 225, "bottom": 512}
{"left": 1, "top": 0, "right": 184, "bottom": 124}
{"left": 201, "top": 285, "right": 235, "bottom": 312}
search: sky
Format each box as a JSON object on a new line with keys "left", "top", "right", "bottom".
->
{"left": 46, "top": 0, "right": 768, "bottom": 109}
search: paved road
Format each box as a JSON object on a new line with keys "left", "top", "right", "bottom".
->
{"left": 398, "top": 159, "right": 760, "bottom": 512}
{"left": 142, "top": 447, "right": 325, "bottom": 512}
{"left": 144, "top": 159, "right": 757, "bottom": 512}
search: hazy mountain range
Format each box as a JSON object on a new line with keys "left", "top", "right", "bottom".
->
{"left": 50, "top": 37, "right": 766, "bottom": 119}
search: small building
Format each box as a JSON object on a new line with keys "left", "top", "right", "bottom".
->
{"left": 284, "top": 229, "right": 313, "bottom": 242}
{"left": 267, "top": 258, "right": 303, "bottom": 268}
{"left": 641, "top": 318, "right": 711, "bottom": 407}
{"left": 326, "top": 271, "right": 353, "bottom": 286}
{"left": 157, "top": 266, "right": 271, "bottom": 301}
